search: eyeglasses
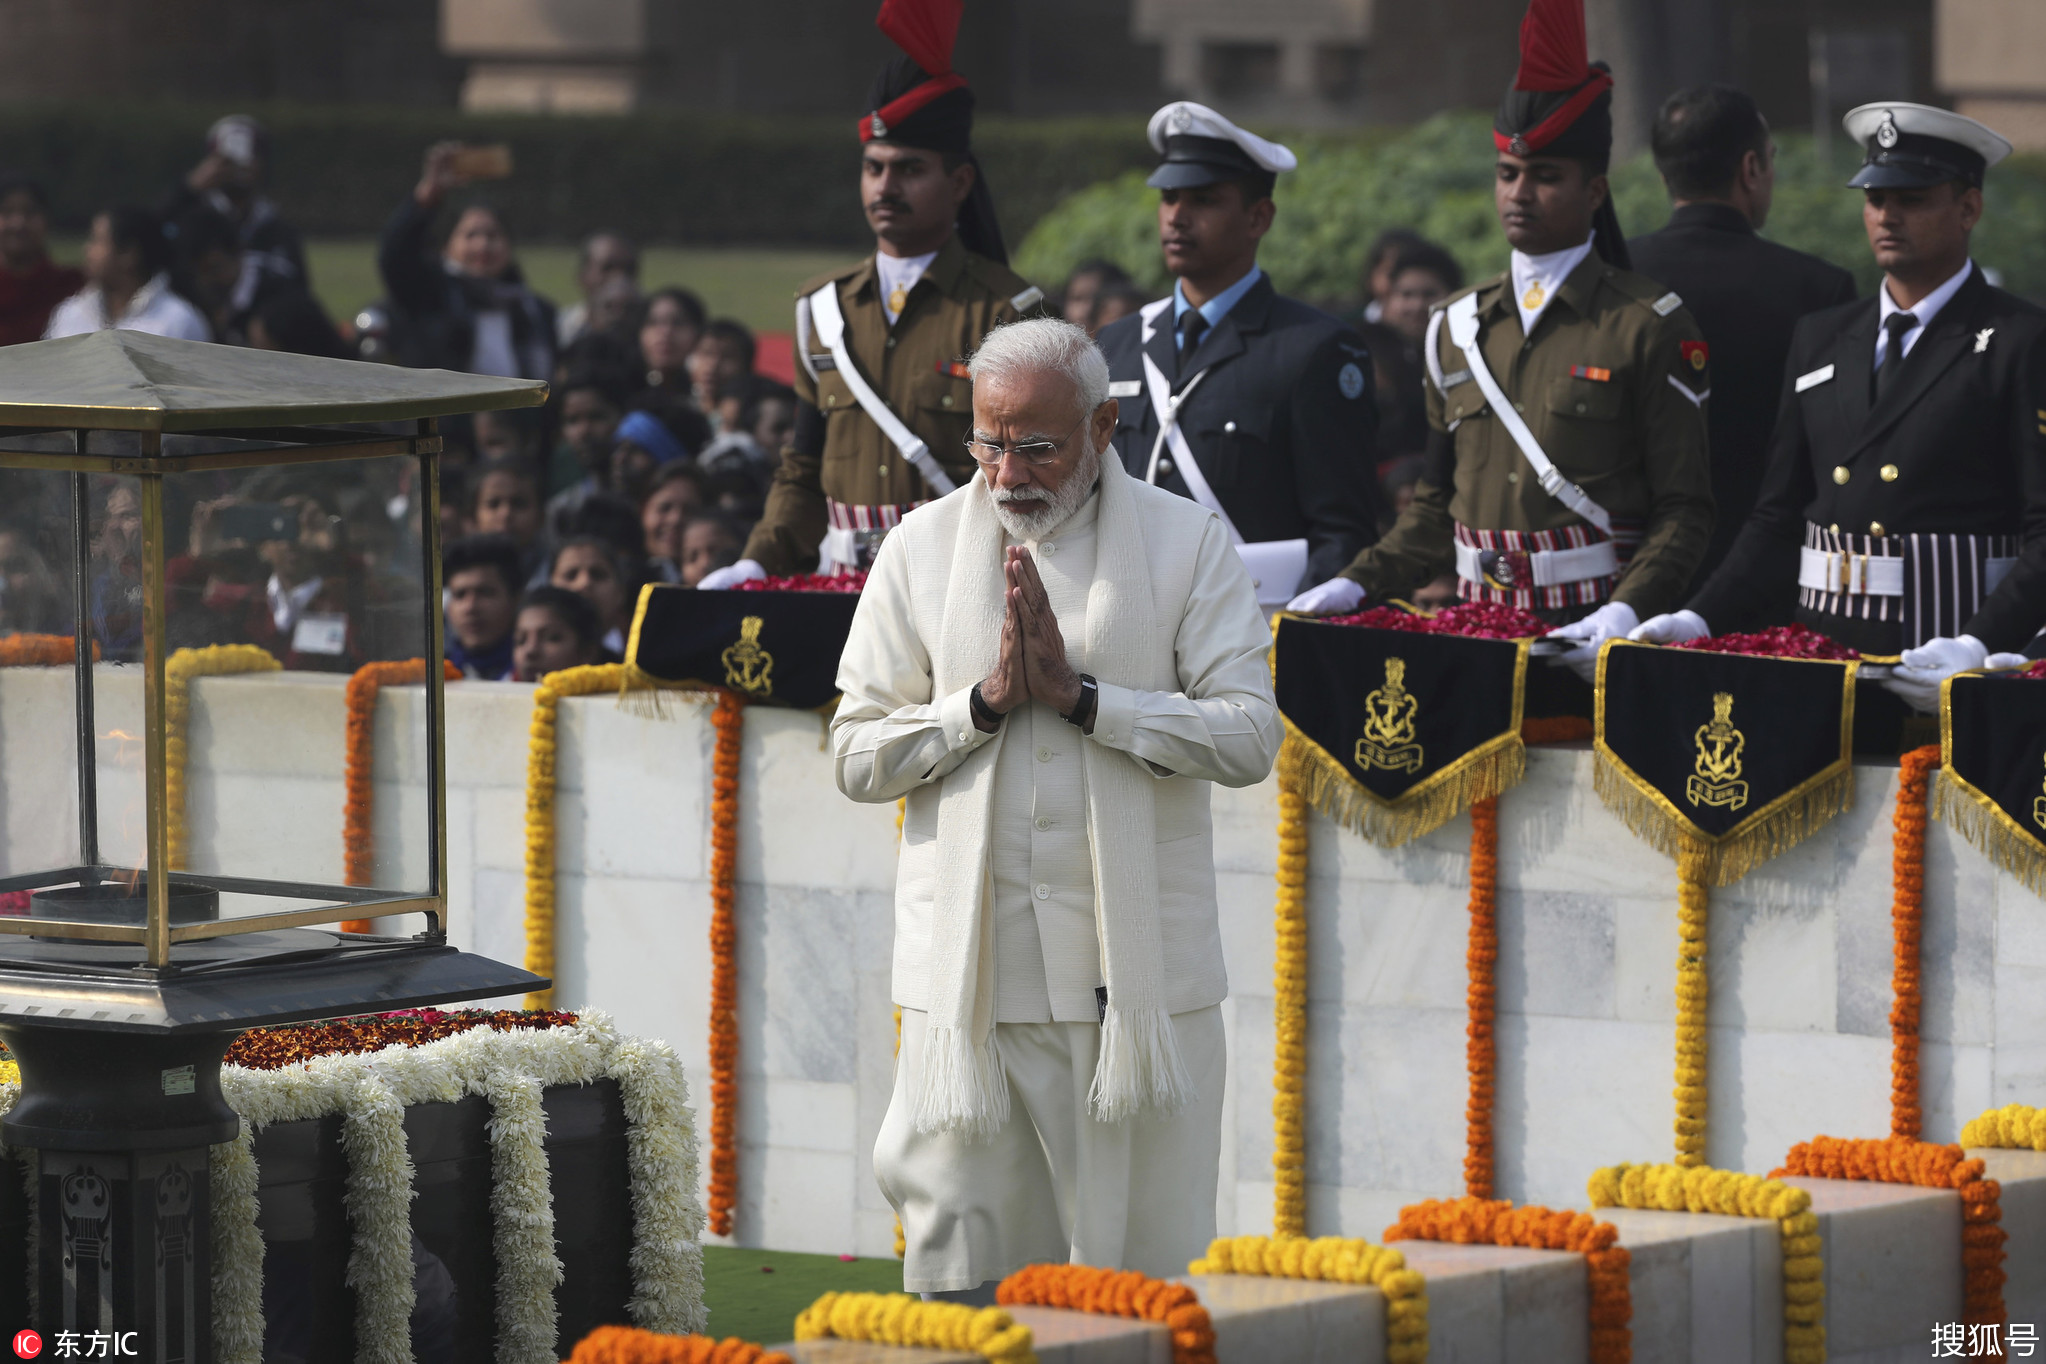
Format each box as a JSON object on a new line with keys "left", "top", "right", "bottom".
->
{"left": 963, "top": 416, "right": 1087, "bottom": 468}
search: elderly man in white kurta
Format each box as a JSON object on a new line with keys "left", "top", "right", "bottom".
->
{"left": 833, "top": 316, "right": 1279, "bottom": 1297}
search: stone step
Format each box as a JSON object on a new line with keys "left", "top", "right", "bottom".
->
{"left": 1979, "top": 1147, "right": 2046, "bottom": 1322}
{"left": 779, "top": 1344, "right": 980, "bottom": 1364}
{"left": 1600, "top": 1207, "right": 1784, "bottom": 1364}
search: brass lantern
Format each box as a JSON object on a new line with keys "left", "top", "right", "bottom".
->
{"left": 0, "top": 331, "right": 548, "bottom": 1350}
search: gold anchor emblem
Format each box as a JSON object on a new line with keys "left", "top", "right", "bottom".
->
{"left": 2031, "top": 751, "right": 2046, "bottom": 831}
{"left": 721, "top": 615, "right": 775, "bottom": 698}
{"left": 1354, "top": 657, "right": 1425, "bottom": 774}
{"left": 1685, "top": 691, "right": 1749, "bottom": 810}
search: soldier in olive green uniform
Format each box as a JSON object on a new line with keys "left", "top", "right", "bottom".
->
{"left": 705, "top": 43, "right": 1046, "bottom": 586}
{"left": 1289, "top": 0, "right": 1714, "bottom": 683}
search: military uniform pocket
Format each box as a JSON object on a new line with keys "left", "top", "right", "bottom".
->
{"left": 1547, "top": 375, "right": 1625, "bottom": 422}
{"left": 1191, "top": 408, "right": 1272, "bottom": 490}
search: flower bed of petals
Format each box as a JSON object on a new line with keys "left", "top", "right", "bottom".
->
{"left": 1773, "top": 1136, "right": 2005, "bottom": 1330}
{"left": 1588, "top": 1163, "right": 1823, "bottom": 1364}
{"left": 1676, "top": 625, "right": 1859, "bottom": 659}
{"left": 1322, "top": 601, "right": 1550, "bottom": 639}
{"left": 1189, "top": 1236, "right": 1425, "bottom": 1364}
{"left": 998, "top": 1264, "right": 1214, "bottom": 1364}
{"left": 224, "top": 1008, "right": 577, "bottom": 1070}
{"left": 1388, "top": 1197, "right": 1630, "bottom": 1363}
{"left": 794, "top": 1291, "right": 1034, "bottom": 1364}
{"left": 732, "top": 571, "right": 867, "bottom": 593}
{"left": 2008, "top": 659, "right": 2046, "bottom": 679}
{"left": 564, "top": 1325, "right": 790, "bottom": 1364}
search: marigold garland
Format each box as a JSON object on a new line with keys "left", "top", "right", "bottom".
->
{"left": 1388, "top": 1197, "right": 1630, "bottom": 1364}
{"left": 1673, "top": 838, "right": 1710, "bottom": 1166}
{"left": 706, "top": 688, "right": 744, "bottom": 1237}
{"left": 1272, "top": 783, "right": 1310, "bottom": 1237}
{"left": 166, "top": 645, "right": 281, "bottom": 871}
{"left": 1588, "top": 1162, "right": 1824, "bottom": 1363}
{"left": 1774, "top": 1136, "right": 2005, "bottom": 1332}
{"left": 0, "top": 633, "right": 93, "bottom": 667}
{"left": 1963, "top": 1103, "right": 2046, "bottom": 1151}
{"left": 795, "top": 1291, "right": 1035, "bottom": 1364}
{"left": 341, "top": 658, "right": 461, "bottom": 933}
{"left": 1189, "top": 1235, "right": 1426, "bottom": 1363}
{"left": 998, "top": 1264, "right": 1213, "bottom": 1364}
{"left": 1890, "top": 746, "right": 1940, "bottom": 1140}
{"left": 1466, "top": 795, "right": 1499, "bottom": 1199}
{"left": 564, "top": 1325, "right": 791, "bottom": 1364}
{"left": 521, "top": 662, "right": 633, "bottom": 1011}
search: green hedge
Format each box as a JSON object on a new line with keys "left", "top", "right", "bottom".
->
{"left": 1015, "top": 109, "right": 2046, "bottom": 303}
{"left": 0, "top": 102, "right": 1163, "bottom": 248}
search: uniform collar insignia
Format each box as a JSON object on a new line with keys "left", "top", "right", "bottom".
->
{"left": 1976, "top": 327, "right": 1994, "bottom": 353}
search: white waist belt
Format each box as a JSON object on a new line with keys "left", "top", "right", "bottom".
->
{"left": 1797, "top": 544, "right": 2017, "bottom": 598}
{"left": 1797, "top": 547, "right": 1905, "bottom": 597}
{"left": 1454, "top": 539, "right": 1618, "bottom": 589}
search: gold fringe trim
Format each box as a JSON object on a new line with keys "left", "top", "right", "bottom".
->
{"left": 1591, "top": 753, "right": 1854, "bottom": 888}
{"left": 614, "top": 663, "right": 717, "bottom": 719}
{"left": 1280, "top": 721, "right": 1525, "bottom": 849}
{"left": 1933, "top": 769, "right": 2046, "bottom": 894}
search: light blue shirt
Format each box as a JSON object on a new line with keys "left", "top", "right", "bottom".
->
{"left": 1171, "top": 265, "right": 1263, "bottom": 338}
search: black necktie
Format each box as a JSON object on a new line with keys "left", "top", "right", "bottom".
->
{"left": 1875, "top": 311, "right": 1917, "bottom": 401}
{"left": 1176, "top": 308, "right": 1209, "bottom": 376}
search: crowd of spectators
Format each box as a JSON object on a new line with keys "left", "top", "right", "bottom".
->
{"left": 0, "top": 118, "right": 798, "bottom": 682}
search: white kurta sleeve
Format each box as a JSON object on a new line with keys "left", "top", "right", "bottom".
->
{"left": 832, "top": 531, "right": 997, "bottom": 803}
{"left": 1087, "top": 517, "right": 1280, "bottom": 787}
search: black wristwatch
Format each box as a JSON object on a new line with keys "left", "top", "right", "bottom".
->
{"left": 970, "top": 682, "right": 1004, "bottom": 729}
{"left": 1062, "top": 674, "right": 1099, "bottom": 729}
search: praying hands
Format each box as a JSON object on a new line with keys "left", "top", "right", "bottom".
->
{"left": 975, "top": 545, "right": 1083, "bottom": 729}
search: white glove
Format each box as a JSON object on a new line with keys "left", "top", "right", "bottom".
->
{"left": 1884, "top": 633, "right": 1988, "bottom": 714}
{"left": 1986, "top": 652, "right": 2031, "bottom": 671}
{"left": 697, "top": 559, "right": 766, "bottom": 591}
{"left": 1628, "top": 609, "right": 1711, "bottom": 645}
{"left": 1545, "top": 600, "right": 1639, "bottom": 683}
{"left": 1286, "top": 576, "right": 1365, "bottom": 616}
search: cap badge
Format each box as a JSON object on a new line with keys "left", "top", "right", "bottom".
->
{"left": 1168, "top": 106, "right": 1193, "bottom": 134}
{"left": 1508, "top": 134, "right": 1530, "bottom": 157}
{"left": 1876, "top": 113, "right": 1899, "bottom": 149}
{"left": 869, "top": 111, "right": 888, "bottom": 139}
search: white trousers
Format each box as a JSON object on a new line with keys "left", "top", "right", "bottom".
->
{"left": 875, "top": 1005, "right": 1226, "bottom": 1293}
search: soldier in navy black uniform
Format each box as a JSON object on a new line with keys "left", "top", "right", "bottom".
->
{"left": 1629, "top": 85, "right": 1857, "bottom": 589}
{"left": 1094, "top": 102, "right": 1379, "bottom": 605}
{"left": 1634, "top": 102, "right": 2046, "bottom": 710}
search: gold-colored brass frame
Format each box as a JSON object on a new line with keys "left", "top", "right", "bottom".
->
{"left": 1, "top": 420, "right": 450, "bottom": 966}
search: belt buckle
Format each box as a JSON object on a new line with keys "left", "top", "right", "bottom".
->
{"left": 851, "top": 527, "right": 891, "bottom": 569}
{"left": 1479, "top": 549, "right": 1531, "bottom": 592}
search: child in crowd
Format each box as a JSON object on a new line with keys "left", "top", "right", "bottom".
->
{"left": 679, "top": 514, "right": 744, "bottom": 589}
{"left": 512, "top": 584, "right": 603, "bottom": 682}
{"left": 548, "top": 534, "right": 636, "bottom": 659}
{"left": 610, "top": 405, "right": 706, "bottom": 505}
{"left": 465, "top": 456, "right": 545, "bottom": 584}
{"left": 685, "top": 319, "right": 755, "bottom": 423}
{"left": 547, "top": 365, "right": 628, "bottom": 503}
{"left": 641, "top": 463, "right": 708, "bottom": 583}
{"left": 442, "top": 534, "right": 523, "bottom": 679}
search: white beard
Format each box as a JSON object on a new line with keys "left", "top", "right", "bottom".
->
{"left": 988, "top": 440, "right": 1100, "bottom": 541}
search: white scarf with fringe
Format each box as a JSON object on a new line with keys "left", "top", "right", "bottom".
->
{"left": 916, "top": 451, "right": 1192, "bottom": 1138}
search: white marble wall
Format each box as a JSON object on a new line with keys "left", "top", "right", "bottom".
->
{"left": 7, "top": 669, "right": 2030, "bottom": 1260}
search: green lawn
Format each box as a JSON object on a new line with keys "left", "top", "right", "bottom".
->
{"left": 699, "top": 1245, "right": 906, "bottom": 1347}
{"left": 49, "top": 238, "right": 853, "bottom": 336}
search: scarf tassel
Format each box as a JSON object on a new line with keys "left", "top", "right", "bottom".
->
{"left": 1088, "top": 1004, "right": 1193, "bottom": 1125}
{"left": 912, "top": 1023, "right": 1011, "bottom": 1141}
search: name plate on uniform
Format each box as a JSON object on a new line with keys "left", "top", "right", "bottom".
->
{"left": 1935, "top": 670, "right": 2046, "bottom": 892}
{"left": 1594, "top": 642, "right": 1858, "bottom": 884}
{"left": 625, "top": 583, "right": 860, "bottom": 710}
{"left": 1272, "top": 614, "right": 1529, "bottom": 847}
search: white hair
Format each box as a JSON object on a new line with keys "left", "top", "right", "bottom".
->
{"left": 967, "top": 316, "right": 1111, "bottom": 419}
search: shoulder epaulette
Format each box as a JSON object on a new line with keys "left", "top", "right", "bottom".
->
{"left": 960, "top": 251, "right": 1038, "bottom": 305}
{"left": 1009, "top": 285, "right": 1045, "bottom": 312}
{"left": 793, "top": 259, "right": 867, "bottom": 298}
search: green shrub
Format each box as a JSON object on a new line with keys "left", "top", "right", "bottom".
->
{"left": 1017, "top": 109, "right": 2046, "bottom": 304}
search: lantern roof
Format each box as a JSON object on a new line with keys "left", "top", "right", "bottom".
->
{"left": 0, "top": 330, "right": 547, "bottom": 433}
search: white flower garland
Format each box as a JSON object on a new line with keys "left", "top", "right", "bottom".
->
{"left": 156, "top": 1010, "right": 698, "bottom": 1364}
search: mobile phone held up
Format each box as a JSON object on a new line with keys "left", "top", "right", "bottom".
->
{"left": 450, "top": 144, "right": 513, "bottom": 181}
{"left": 216, "top": 502, "right": 297, "bottom": 545}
